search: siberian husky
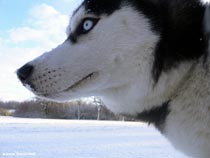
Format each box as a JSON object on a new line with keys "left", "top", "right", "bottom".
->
{"left": 17, "top": 0, "right": 210, "bottom": 157}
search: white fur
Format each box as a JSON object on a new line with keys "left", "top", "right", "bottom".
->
{"left": 23, "top": 4, "right": 210, "bottom": 158}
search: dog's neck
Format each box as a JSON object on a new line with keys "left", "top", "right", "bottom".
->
{"left": 163, "top": 59, "right": 210, "bottom": 157}
{"left": 101, "top": 61, "right": 196, "bottom": 113}
{"left": 101, "top": 58, "right": 210, "bottom": 123}
{"left": 170, "top": 60, "right": 210, "bottom": 125}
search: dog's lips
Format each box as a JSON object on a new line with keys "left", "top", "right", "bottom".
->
{"left": 64, "top": 72, "right": 98, "bottom": 92}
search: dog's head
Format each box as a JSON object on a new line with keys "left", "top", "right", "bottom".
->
{"left": 17, "top": 0, "right": 159, "bottom": 101}
{"left": 17, "top": 0, "right": 207, "bottom": 115}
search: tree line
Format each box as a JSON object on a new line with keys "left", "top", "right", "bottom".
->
{"left": 0, "top": 98, "right": 132, "bottom": 121}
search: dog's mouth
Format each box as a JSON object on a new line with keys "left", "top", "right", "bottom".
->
{"left": 64, "top": 72, "right": 99, "bottom": 92}
{"left": 32, "top": 72, "right": 99, "bottom": 99}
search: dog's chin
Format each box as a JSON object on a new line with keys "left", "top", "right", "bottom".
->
{"left": 36, "top": 91, "right": 80, "bottom": 102}
{"left": 35, "top": 86, "right": 99, "bottom": 102}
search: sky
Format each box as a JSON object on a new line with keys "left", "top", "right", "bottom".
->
{"left": 0, "top": 0, "right": 83, "bottom": 101}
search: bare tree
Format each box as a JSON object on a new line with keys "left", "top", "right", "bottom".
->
{"left": 93, "top": 97, "right": 103, "bottom": 120}
{"left": 76, "top": 100, "right": 82, "bottom": 120}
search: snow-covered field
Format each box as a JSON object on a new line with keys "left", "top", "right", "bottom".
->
{"left": 0, "top": 117, "right": 189, "bottom": 158}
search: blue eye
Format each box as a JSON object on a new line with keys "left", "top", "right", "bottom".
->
{"left": 83, "top": 19, "right": 94, "bottom": 31}
{"left": 67, "top": 18, "right": 99, "bottom": 43}
{"left": 80, "top": 18, "right": 99, "bottom": 34}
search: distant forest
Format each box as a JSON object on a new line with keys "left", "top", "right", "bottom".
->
{"left": 0, "top": 98, "right": 133, "bottom": 121}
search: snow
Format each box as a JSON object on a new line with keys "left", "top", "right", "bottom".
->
{"left": 0, "top": 117, "right": 189, "bottom": 158}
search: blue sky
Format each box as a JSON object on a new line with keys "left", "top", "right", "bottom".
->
{"left": 0, "top": 0, "right": 82, "bottom": 101}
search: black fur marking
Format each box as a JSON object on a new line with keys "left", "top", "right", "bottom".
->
{"left": 137, "top": 101, "right": 170, "bottom": 133}
{"left": 129, "top": 0, "right": 208, "bottom": 82}
{"left": 206, "top": 6, "right": 210, "bottom": 34}
{"left": 67, "top": 33, "right": 77, "bottom": 44}
{"left": 205, "top": 5, "right": 210, "bottom": 60}
{"left": 83, "top": 0, "right": 122, "bottom": 15}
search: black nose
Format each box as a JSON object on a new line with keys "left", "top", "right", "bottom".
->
{"left": 17, "top": 64, "right": 34, "bottom": 83}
